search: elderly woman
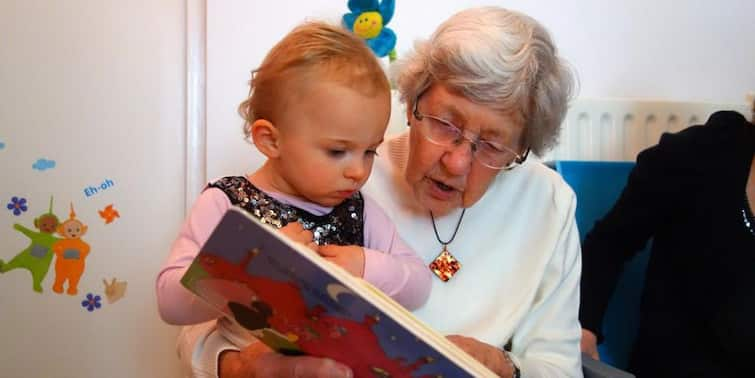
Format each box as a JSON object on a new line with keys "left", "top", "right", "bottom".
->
{"left": 178, "top": 7, "right": 580, "bottom": 378}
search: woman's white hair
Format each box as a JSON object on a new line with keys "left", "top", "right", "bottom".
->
{"left": 395, "top": 6, "right": 576, "bottom": 155}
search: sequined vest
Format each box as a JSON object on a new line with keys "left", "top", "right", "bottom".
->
{"left": 207, "top": 176, "right": 364, "bottom": 246}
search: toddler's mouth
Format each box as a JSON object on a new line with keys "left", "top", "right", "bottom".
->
{"left": 336, "top": 190, "right": 356, "bottom": 198}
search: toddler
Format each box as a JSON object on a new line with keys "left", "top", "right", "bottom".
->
{"left": 157, "top": 21, "right": 431, "bottom": 330}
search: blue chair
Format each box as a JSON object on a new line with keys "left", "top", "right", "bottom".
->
{"left": 551, "top": 161, "right": 651, "bottom": 372}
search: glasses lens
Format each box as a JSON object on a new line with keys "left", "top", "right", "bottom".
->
{"left": 476, "top": 143, "right": 515, "bottom": 169}
{"left": 422, "top": 117, "right": 459, "bottom": 145}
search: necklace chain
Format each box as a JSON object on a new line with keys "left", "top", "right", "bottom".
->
{"left": 430, "top": 209, "right": 466, "bottom": 246}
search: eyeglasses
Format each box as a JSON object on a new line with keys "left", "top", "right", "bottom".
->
{"left": 412, "top": 97, "right": 529, "bottom": 170}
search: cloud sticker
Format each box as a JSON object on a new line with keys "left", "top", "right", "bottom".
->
{"left": 32, "top": 158, "right": 56, "bottom": 171}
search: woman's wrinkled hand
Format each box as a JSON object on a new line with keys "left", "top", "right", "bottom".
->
{"left": 580, "top": 328, "right": 600, "bottom": 361}
{"left": 447, "top": 334, "right": 513, "bottom": 377}
{"left": 219, "top": 342, "right": 353, "bottom": 378}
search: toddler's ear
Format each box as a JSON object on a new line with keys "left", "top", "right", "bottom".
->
{"left": 250, "top": 119, "right": 281, "bottom": 158}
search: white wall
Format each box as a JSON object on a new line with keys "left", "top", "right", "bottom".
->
{"left": 0, "top": 1, "right": 184, "bottom": 377}
{"left": 206, "top": 0, "right": 755, "bottom": 179}
{"left": 1, "top": 2, "right": 749, "bottom": 376}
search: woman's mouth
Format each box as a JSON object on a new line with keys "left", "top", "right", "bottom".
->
{"left": 427, "top": 178, "right": 458, "bottom": 201}
{"left": 434, "top": 180, "right": 454, "bottom": 191}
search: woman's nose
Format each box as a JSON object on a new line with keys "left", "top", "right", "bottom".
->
{"left": 441, "top": 140, "right": 474, "bottom": 175}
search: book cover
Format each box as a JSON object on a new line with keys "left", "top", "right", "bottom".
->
{"left": 181, "top": 207, "right": 495, "bottom": 377}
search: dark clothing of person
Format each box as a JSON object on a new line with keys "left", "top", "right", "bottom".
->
{"left": 580, "top": 111, "right": 755, "bottom": 377}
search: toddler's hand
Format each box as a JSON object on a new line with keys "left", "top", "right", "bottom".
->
{"left": 279, "top": 222, "right": 317, "bottom": 251}
{"left": 317, "top": 244, "right": 365, "bottom": 278}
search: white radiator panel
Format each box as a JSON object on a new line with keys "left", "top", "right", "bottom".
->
{"left": 541, "top": 98, "right": 750, "bottom": 161}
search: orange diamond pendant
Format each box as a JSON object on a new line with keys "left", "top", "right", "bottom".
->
{"left": 429, "top": 245, "right": 461, "bottom": 282}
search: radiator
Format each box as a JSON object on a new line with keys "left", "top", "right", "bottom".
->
{"left": 543, "top": 98, "right": 750, "bottom": 162}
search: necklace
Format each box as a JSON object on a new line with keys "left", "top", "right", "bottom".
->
{"left": 428, "top": 209, "right": 466, "bottom": 282}
{"left": 743, "top": 193, "right": 754, "bottom": 237}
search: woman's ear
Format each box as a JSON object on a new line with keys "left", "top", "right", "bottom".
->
{"left": 250, "top": 119, "right": 281, "bottom": 158}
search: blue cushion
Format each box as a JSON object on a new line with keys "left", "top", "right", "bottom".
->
{"left": 552, "top": 160, "right": 651, "bottom": 370}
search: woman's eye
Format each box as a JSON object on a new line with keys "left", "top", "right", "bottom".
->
{"left": 434, "top": 119, "right": 458, "bottom": 134}
{"left": 480, "top": 141, "right": 504, "bottom": 153}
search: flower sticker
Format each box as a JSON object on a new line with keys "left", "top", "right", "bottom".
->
{"left": 7, "top": 196, "right": 28, "bottom": 216}
{"left": 342, "top": 0, "right": 396, "bottom": 59}
{"left": 81, "top": 293, "right": 102, "bottom": 312}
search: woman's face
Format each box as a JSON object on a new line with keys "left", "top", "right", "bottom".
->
{"left": 404, "top": 84, "right": 525, "bottom": 216}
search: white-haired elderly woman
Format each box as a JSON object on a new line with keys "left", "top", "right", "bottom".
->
{"left": 177, "top": 7, "right": 581, "bottom": 378}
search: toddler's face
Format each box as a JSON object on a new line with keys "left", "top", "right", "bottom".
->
{"left": 272, "top": 81, "right": 390, "bottom": 207}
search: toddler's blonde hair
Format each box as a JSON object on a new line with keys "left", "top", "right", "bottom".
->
{"left": 239, "top": 21, "right": 390, "bottom": 137}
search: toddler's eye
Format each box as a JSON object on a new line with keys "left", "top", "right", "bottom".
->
{"left": 366, "top": 150, "right": 379, "bottom": 157}
{"left": 328, "top": 150, "right": 345, "bottom": 157}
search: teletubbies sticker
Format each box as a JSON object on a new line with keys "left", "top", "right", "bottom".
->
{"left": 1, "top": 194, "right": 127, "bottom": 313}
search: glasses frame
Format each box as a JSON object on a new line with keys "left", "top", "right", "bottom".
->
{"left": 411, "top": 95, "right": 530, "bottom": 170}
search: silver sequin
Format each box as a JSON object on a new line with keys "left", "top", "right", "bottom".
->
{"left": 209, "top": 176, "right": 365, "bottom": 246}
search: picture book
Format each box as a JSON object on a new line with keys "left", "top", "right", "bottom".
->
{"left": 181, "top": 207, "right": 496, "bottom": 377}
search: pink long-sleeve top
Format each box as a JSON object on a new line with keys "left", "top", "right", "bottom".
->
{"left": 156, "top": 185, "right": 432, "bottom": 325}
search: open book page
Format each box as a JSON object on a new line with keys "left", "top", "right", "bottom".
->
{"left": 181, "top": 207, "right": 496, "bottom": 377}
